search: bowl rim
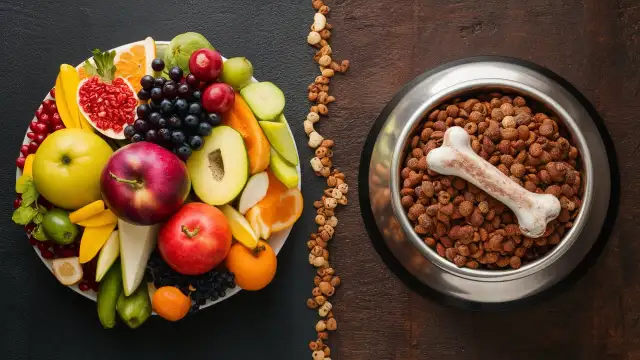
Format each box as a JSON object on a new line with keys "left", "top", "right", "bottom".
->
{"left": 389, "top": 78, "right": 593, "bottom": 281}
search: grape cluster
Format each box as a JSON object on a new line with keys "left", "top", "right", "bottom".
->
{"left": 125, "top": 59, "right": 222, "bottom": 161}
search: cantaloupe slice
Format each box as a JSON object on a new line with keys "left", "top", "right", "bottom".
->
{"left": 222, "top": 93, "right": 271, "bottom": 175}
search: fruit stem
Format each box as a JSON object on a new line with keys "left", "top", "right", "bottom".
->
{"left": 109, "top": 172, "right": 143, "bottom": 188}
{"left": 251, "top": 244, "right": 266, "bottom": 256}
{"left": 181, "top": 225, "right": 200, "bottom": 238}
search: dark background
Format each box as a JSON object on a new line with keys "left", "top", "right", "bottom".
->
{"left": 1, "top": 0, "right": 640, "bottom": 359}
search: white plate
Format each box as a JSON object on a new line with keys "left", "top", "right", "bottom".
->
{"left": 15, "top": 40, "right": 301, "bottom": 310}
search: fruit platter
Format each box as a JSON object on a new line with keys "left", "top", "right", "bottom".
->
{"left": 12, "top": 32, "right": 303, "bottom": 329}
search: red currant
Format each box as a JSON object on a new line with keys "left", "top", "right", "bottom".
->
{"left": 34, "top": 133, "right": 47, "bottom": 144}
{"left": 79, "top": 282, "right": 91, "bottom": 291}
{"left": 20, "top": 145, "right": 29, "bottom": 156}
{"left": 40, "top": 250, "right": 55, "bottom": 259}
{"left": 28, "top": 142, "right": 39, "bottom": 154}
{"left": 16, "top": 157, "right": 25, "bottom": 169}
{"left": 24, "top": 223, "right": 35, "bottom": 233}
{"left": 13, "top": 199, "right": 22, "bottom": 209}
{"left": 36, "top": 241, "right": 48, "bottom": 251}
{"left": 53, "top": 124, "right": 65, "bottom": 132}
{"left": 50, "top": 112, "right": 62, "bottom": 125}
{"left": 49, "top": 88, "right": 56, "bottom": 98}
{"left": 28, "top": 238, "right": 37, "bottom": 246}
{"left": 26, "top": 132, "right": 35, "bottom": 140}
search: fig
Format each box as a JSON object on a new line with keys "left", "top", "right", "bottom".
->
{"left": 164, "top": 32, "right": 214, "bottom": 75}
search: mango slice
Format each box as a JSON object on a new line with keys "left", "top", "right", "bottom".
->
{"left": 79, "top": 222, "right": 117, "bottom": 264}
{"left": 69, "top": 200, "right": 105, "bottom": 223}
{"left": 77, "top": 209, "right": 118, "bottom": 227}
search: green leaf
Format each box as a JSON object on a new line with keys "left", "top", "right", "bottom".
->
{"left": 37, "top": 205, "right": 48, "bottom": 214}
{"left": 16, "top": 175, "right": 32, "bottom": 194}
{"left": 84, "top": 48, "right": 116, "bottom": 82}
{"left": 12, "top": 206, "right": 38, "bottom": 225}
{"left": 21, "top": 185, "right": 38, "bottom": 207}
{"left": 32, "top": 213, "right": 44, "bottom": 225}
{"left": 32, "top": 224, "right": 48, "bottom": 241}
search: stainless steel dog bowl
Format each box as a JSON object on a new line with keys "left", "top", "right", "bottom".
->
{"left": 359, "top": 57, "right": 617, "bottom": 307}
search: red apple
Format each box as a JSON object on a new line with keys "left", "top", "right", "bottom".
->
{"left": 202, "top": 83, "right": 235, "bottom": 113}
{"left": 189, "top": 49, "right": 223, "bottom": 82}
{"left": 158, "top": 202, "right": 232, "bottom": 275}
{"left": 100, "top": 142, "right": 191, "bottom": 225}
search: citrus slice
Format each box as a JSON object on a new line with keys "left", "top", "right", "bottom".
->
{"left": 244, "top": 171, "right": 303, "bottom": 236}
{"left": 52, "top": 257, "right": 83, "bottom": 286}
{"left": 114, "top": 37, "right": 155, "bottom": 94}
{"left": 219, "top": 204, "right": 259, "bottom": 249}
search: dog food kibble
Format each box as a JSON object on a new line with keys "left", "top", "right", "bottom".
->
{"left": 401, "top": 93, "right": 583, "bottom": 270}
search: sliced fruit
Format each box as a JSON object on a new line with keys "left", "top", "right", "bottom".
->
{"left": 51, "top": 257, "right": 83, "bottom": 286}
{"left": 114, "top": 37, "right": 155, "bottom": 94}
{"left": 247, "top": 170, "right": 304, "bottom": 234}
{"left": 78, "top": 49, "right": 137, "bottom": 139}
{"left": 77, "top": 209, "right": 118, "bottom": 227}
{"left": 219, "top": 204, "right": 259, "bottom": 249}
{"left": 269, "top": 148, "right": 299, "bottom": 189}
{"left": 245, "top": 206, "right": 272, "bottom": 240}
{"left": 238, "top": 171, "right": 269, "bottom": 214}
{"left": 59, "top": 64, "right": 83, "bottom": 129}
{"left": 221, "top": 93, "right": 270, "bottom": 174}
{"left": 54, "top": 73, "right": 78, "bottom": 129}
{"left": 22, "top": 154, "right": 35, "bottom": 177}
{"left": 187, "top": 126, "right": 249, "bottom": 206}
{"left": 69, "top": 200, "right": 105, "bottom": 224}
{"left": 96, "top": 231, "right": 120, "bottom": 282}
{"left": 119, "top": 219, "right": 160, "bottom": 296}
{"left": 259, "top": 121, "right": 299, "bottom": 166}
{"left": 240, "top": 82, "right": 286, "bottom": 121}
{"left": 97, "top": 261, "right": 122, "bottom": 329}
{"left": 270, "top": 187, "right": 304, "bottom": 233}
{"left": 79, "top": 222, "right": 118, "bottom": 264}
{"left": 225, "top": 240, "right": 277, "bottom": 291}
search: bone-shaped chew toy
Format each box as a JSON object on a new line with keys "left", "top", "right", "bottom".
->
{"left": 425, "top": 126, "right": 561, "bottom": 238}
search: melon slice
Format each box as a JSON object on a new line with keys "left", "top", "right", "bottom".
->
{"left": 222, "top": 93, "right": 271, "bottom": 174}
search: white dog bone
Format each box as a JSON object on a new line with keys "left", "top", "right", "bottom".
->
{"left": 425, "top": 126, "right": 561, "bottom": 238}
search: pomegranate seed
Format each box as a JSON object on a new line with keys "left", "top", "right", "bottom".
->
{"left": 42, "top": 100, "right": 55, "bottom": 114}
{"left": 58, "top": 248, "right": 77, "bottom": 258}
{"left": 13, "top": 199, "right": 22, "bottom": 209}
{"left": 35, "top": 106, "right": 45, "bottom": 120}
{"left": 24, "top": 223, "right": 35, "bottom": 232}
{"left": 49, "top": 88, "right": 56, "bottom": 98}
{"left": 26, "top": 132, "right": 35, "bottom": 140}
{"left": 50, "top": 112, "right": 62, "bottom": 125}
{"left": 29, "top": 121, "right": 38, "bottom": 132}
{"left": 53, "top": 124, "right": 65, "bottom": 132}
{"left": 38, "top": 113, "right": 51, "bottom": 125}
{"left": 48, "top": 103, "right": 58, "bottom": 114}
{"left": 20, "top": 145, "right": 29, "bottom": 156}
{"left": 16, "top": 157, "right": 25, "bottom": 169}
{"left": 28, "top": 238, "right": 37, "bottom": 246}
{"left": 34, "top": 122, "right": 48, "bottom": 134}
{"left": 79, "top": 282, "right": 91, "bottom": 291}
{"left": 41, "top": 250, "right": 55, "bottom": 259}
{"left": 34, "top": 133, "right": 47, "bottom": 144}
{"left": 28, "top": 142, "right": 39, "bottom": 154}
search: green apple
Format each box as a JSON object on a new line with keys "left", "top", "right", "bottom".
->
{"left": 32, "top": 129, "right": 113, "bottom": 210}
{"left": 187, "top": 126, "right": 249, "bottom": 205}
{"left": 258, "top": 120, "right": 299, "bottom": 166}
{"left": 269, "top": 148, "right": 299, "bottom": 189}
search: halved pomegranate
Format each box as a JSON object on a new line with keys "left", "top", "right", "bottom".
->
{"left": 77, "top": 49, "right": 137, "bottom": 139}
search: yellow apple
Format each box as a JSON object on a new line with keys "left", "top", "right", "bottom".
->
{"left": 33, "top": 129, "right": 113, "bottom": 210}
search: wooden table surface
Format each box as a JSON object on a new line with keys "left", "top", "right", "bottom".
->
{"left": 324, "top": 0, "right": 640, "bottom": 359}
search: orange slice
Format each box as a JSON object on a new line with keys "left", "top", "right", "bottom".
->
{"left": 244, "top": 170, "right": 303, "bottom": 237}
{"left": 114, "top": 37, "right": 155, "bottom": 93}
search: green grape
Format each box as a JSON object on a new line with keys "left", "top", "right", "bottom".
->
{"left": 220, "top": 57, "right": 254, "bottom": 90}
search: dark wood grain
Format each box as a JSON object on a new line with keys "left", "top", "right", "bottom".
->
{"left": 323, "top": 0, "right": 640, "bottom": 359}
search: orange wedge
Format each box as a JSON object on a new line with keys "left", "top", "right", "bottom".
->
{"left": 114, "top": 37, "right": 155, "bottom": 94}
{"left": 244, "top": 170, "right": 303, "bottom": 237}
